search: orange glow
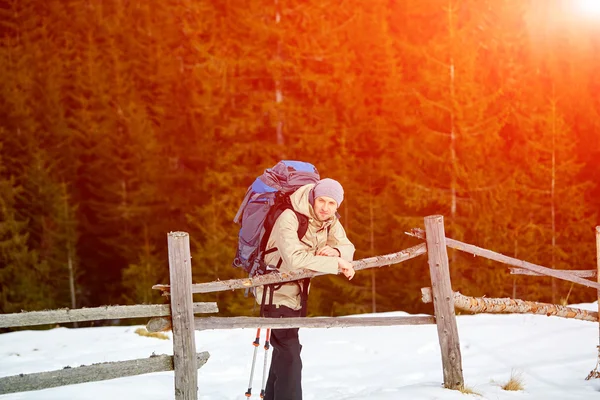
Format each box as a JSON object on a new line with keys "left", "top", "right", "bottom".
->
{"left": 573, "top": 0, "right": 600, "bottom": 16}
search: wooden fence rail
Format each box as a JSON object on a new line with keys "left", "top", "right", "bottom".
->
{"left": 408, "top": 228, "right": 600, "bottom": 291}
{"left": 153, "top": 243, "right": 427, "bottom": 294}
{"left": 146, "top": 315, "right": 435, "bottom": 333}
{"left": 509, "top": 268, "right": 596, "bottom": 278}
{"left": 421, "top": 287, "right": 599, "bottom": 322}
{"left": 0, "top": 352, "right": 210, "bottom": 395}
{"left": 195, "top": 315, "right": 435, "bottom": 330}
{"left": 0, "top": 303, "right": 218, "bottom": 329}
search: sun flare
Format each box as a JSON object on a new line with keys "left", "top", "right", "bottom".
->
{"left": 574, "top": 0, "right": 600, "bottom": 16}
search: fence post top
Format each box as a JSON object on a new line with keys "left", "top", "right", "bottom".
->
{"left": 168, "top": 231, "right": 189, "bottom": 238}
{"left": 425, "top": 215, "right": 444, "bottom": 222}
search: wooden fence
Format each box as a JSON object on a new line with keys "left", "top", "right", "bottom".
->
{"left": 0, "top": 302, "right": 216, "bottom": 394}
{"left": 2, "top": 215, "right": 599, "bottom": 398}
{"left": 148, "top": 215, "right": 464, "bottom": 398}
{"left": 407, "top": 225, "right": 600, "bottom": 321}
{"left": 148, "top": 215, "right": 600, "bottom": 399}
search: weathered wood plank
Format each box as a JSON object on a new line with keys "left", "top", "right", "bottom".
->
{"left": 596, "top": 226, "right": 600, "bottom": 347}
{"left": 190, "top": 316, "right": 435, "bottom": 331}
{"left": 0, "top": 303, "right": 218, "bottom": 329}
{"left": 167, "top": 232, "right": 198, "bottom": 400}
{"left": 409, "top": 228, "right": 600, "bottom": 291}
{"left": 147, "top": 316, "right": 172, "bottom": 332}
{"left": 153, "top": 243, "right": 427, "bottom": 295}
{"left": 509, "top": 268, "right": 596, "bottom": 278}
{"left": 421, "top": 287, "right": 598, "bottom": 322}
{"left": 424, "top": 215, "right": 464, "bottom": 390}
{"left": 596, "top": 226, "right": 600, "bottom": 317}
{"left": 0, "top": 352, "right": 210, "bottom": 395}
{"left": 587, "top": 226, "right": 600, "bottom": 380}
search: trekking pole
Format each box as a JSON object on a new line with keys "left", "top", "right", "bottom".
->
{"left": 259, "top": 328, "right": 272, "bottom": 399}
{"left": 245, "top": 328, "right": 261, "bottom": 397}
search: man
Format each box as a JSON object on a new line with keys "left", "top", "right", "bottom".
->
{"left": 256, "top": 178, "right": 355, "bottom": 400}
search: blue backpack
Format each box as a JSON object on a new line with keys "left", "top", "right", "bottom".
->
{"left": 233, "top": 161, "right": 320, "bottom": 277}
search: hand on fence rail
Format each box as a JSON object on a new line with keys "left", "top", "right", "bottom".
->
{"left": 152, "top": 243, "right": 427, "bottom": 295}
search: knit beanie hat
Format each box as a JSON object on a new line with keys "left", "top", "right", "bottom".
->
{"left": 312, "top": 178, "right": 344, "bottom": 207}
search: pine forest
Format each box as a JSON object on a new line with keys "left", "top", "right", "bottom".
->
{"left": 1, "top": 0, "right": 599, "bottom": 322}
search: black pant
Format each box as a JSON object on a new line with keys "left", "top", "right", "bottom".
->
{"left": 263, "top": 305, "right": 303, "bottom": 400}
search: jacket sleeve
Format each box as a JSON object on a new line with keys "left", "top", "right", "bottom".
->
{"left": 327, "top": 219, "right": 355, "bottom": 261}
{"left": 273, "top": 210, "right": 339, "bottom": 275}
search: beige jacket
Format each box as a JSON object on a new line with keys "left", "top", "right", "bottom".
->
{"left": 255, "top": 184, "right": 355, "bottom": 310}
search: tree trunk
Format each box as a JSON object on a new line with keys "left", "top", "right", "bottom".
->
{"left": 369, "top": 169, "right": 376, "bottom": 313}
{"left": 551, "top": 97, "right": 557, "bottom": 304}
{"left": 448, "top": 2, "right": 457, "bottom": 222}
{"left": 62, "top": 182, "right": 77, "bottom": 313}
{"left": 274, "top": 0, "right": 284, "bottom": 148}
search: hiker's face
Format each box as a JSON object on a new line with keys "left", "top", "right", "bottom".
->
{"left": 314, "top": 196, "right": 338, "bottom": 221}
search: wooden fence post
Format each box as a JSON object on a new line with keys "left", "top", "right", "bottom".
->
{"left": 424, "top": 215, "right": 464, "bottom": 390}
{"left": 596, "top": 226, "right": 600, "bottom": 356}
{"left": 168, "top": 232, "right": 198, "bottom": 400}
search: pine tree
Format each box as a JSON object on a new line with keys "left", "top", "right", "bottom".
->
{"left": 0, "top": 143, "right": 50, "bottom": 313}
{"left": 61, "top": 0, "right": 174, "bottom": 305}
{"left": 2, "top": 0, "right": 598, "bottom": 318}
{"left": 390, "top": 0, "right": 512, "bottom": 298}
{"left": 0, "top": 0, "right": 81, "bottom": 310}
{"left": 327, "top": 1, "right": 416, "bottom": 314}
{"left": 121, "top": 224, "right": 165, "bottom": 305}
{"left": 509, "top": 91, "right": 596, "bottom": 303}
{"left": 501, "top": 3, "right": 598, "bottom": 304}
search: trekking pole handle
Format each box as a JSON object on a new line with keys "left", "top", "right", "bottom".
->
{"left": 253, "top": 328, "right": 261, "bottom": 346}
{"left": 264, "top": 329, "right": 271, "bottom": 350}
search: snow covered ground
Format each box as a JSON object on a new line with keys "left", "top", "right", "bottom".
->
{"left": 2, "top": 304, "right": 600, "bottom": 399}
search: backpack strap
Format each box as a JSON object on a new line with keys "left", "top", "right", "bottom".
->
{"left": 260, "top": 283, "right": 285, "bottom": 317}
{"left": 294, "top": 210, "right": 309, "bottom": 241}
{"left": 233, "top": 186, "right": 253, "bottom": 224}
{"left": 259, "top": 201, "right": 312, "bottom": 316}
{"left": 299, "top": 278, "right": 310, "bottom": 317}
{"left": 261, "top": 204, "right": 309, "bottom": 265}
{"left": 259, "top": 284, "right": 269, "bottom": 317}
